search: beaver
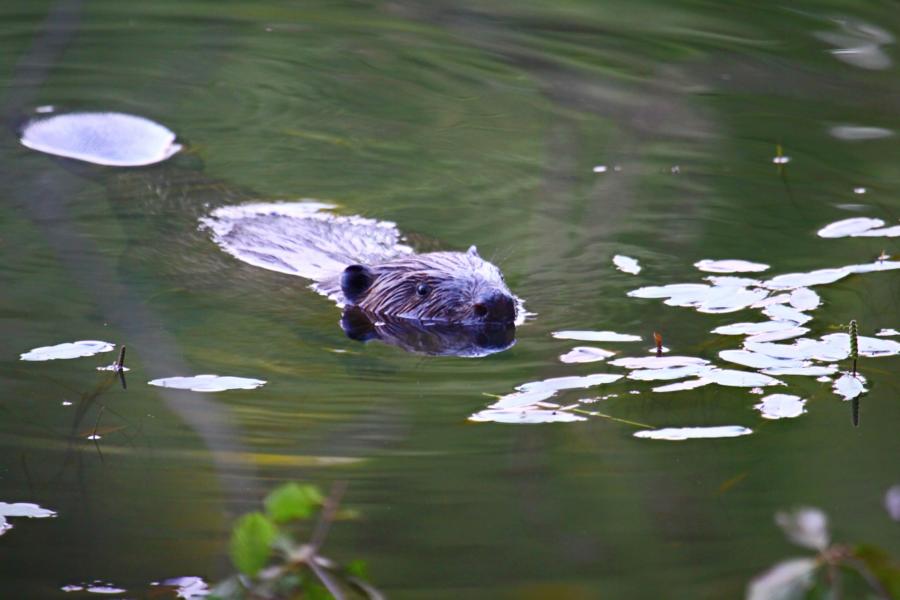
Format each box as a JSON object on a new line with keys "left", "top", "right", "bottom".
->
{"left": 200, "top": 201, "right": 523, "bottom": 329}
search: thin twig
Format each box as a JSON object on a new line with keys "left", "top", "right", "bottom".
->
{"left": 308, "top": 558, "right": 346, "bottom": 600}
{"left": 116, "top": 345, "right": 126, "bottom": 370}
{"left": 844, "top": 556, "right": 890, "bottom": 599}
{"left": 310, "top": 481, "right": 348, "bottom": 552}
{"left": 90, "top": 405, "right": 105, "bottom": 440}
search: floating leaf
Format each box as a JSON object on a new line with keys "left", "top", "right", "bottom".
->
{"left": 230, "top": 512, "right": 277, "bottom": 576}
{"left": 746, "top": 557, "right": 818, "bottom": 600}
{"left": 264, "top": 483, "right": 323, "bottom": 523}
{"left": 612, "top": 255, "right": 642, "bottom": 275}
{"left": 714, "top": 321, "right": 800, "bottom": 336}
{"left": 20, "top": 112, "right": 181, "bottom": 166}
{"left": 651, "top": 379, "right": 712, "bottom": 393}
{"left": 694, "top": 259, "right": 769, "bottom": 273}
{"left": 754, "top": 394, "right": 807, "bottom": 419}
{"left": 634, "top": 426, "right": 752, "bottom": 441}
{"left": 832, "top": 373, "right": 867, "bottom": 401}
{"left": 148, "top": 375, "right": 266, "bottom": 392}
{"left": 817, "top": 217, "right": 885, "bottom": 238}
{"left": 702, "top": 369, "right": 783, "bottom": 388}
{"left": 20, "top": 340, "right": 114, "bottom": 361}
{"left": 0, "top": 502, "right": 56, "bottom": 518}
{"left": 559, "top": 346, "right": 616, "bottom": 364}
{"left": 609, "top": 356, "right": 709, "bottom": 370}
{"left": 469, "top": 408, "right": 586, "bottom": 424}
{"left": 627, "top": 364, "right": 713, "bottom": 381}
{"left": 788, "top": 288, "right": 820, "bottom": 311}
{"left": 552, "top": 330, "right": 641, "bottom": 342}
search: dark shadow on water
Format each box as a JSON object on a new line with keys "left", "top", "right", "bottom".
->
{"left": 341, "top": 306, "right": 516, "bottom": 357}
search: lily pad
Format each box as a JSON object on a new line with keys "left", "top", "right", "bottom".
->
{"left": 634, "top": 426, "right": 752, "bottom": 441}
{"left": 559, "top": 346, "right": 616, "bottom": 364}
{"left": 20, "top": 112, "right": 181, "bottom": 166}
{"left": 817, "top": 217, "right": 885, "bottom": 238}
{"left": 754, "top": 394, "right": 807, "bottom": 419}
{"left": 469, "top": 408, "right": 586, "bottom": 424}
{"left": 832, "top": 372, "right": 867, "bottom": 400}
{"left": 148, "top": 375, "right": 266, "bottom": 393}
{"left": 552, "top": 330, "right": 642, "bottom": 342}
{"left": 612, "top": 255, "right": 641, "bottom": 275}
{"left": 694, "top": 259, "right": 769, "bottom": 273}
{"left": 20, "top": 340, "right": 114, "bottom": 361}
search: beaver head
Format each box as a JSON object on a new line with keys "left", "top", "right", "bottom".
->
{"left": 340, "top": 246, "right": 518, "bottom": 324}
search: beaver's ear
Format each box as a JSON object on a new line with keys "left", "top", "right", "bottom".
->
{"left": 467, "top": 245, "right": 480, "bottom": 257}
{"left": 341, "top": 264, "right": 375, "bottom": 303}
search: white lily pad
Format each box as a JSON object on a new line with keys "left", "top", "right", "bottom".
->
{"left": 0, "top": 502, "right": 56, "bottom": 518}
{"left": 612, "top": 255, "right": 641, "bottom": 275}
{"left": 719, "top": 350, "right": 806, "bottom": 370}
{"left": 627, "top": 364, "right": 713, "bottom": 381}
{"left": 20, "top": 112, "right": 181, "bottom": 166}
{"left": 761, "top": 364, "right": 837, "bottom": 377}
{"left": 847, "top": 259, "right": 900, "bottom": 274}
{"left": 559, "top": 346, "right": 616, "bottom": 364}
{"left": 764, "top": 267, "right": 852, "bottom": 290}
{"left": 789, "top": 288, "right": 821, "bottom": 311}
{"left": 876, "top": 328, "right": 900, "bottom": 337}
{"left": 517, "top": 373, "right": 623, "bottom": 394}
{"left": 651, "top": 378, "right": 713, "bottom": 393}
{"left": 469, "top": 408, "right": 586, "bottom": 424}
{"left": 817, "top": 217, "right": 885, "bottom": 238}
{"left": 608, "top": 356, "right": 708, "bottom": 369}
{"left": 694, "top": 259, "right": 769, "bottom": 273}
{"left": 147, "top": 375, "right": 266, "bottom": 393}
{"left": 20, "top": 340, "right": 114, "bottom": 361}
{"left": 745, "top": 327, "right": 809, "bottom": 344}
{"left": 755, "top": 394, "right": 807, "bottom": 419}
{"left": 832, "top": 372, "right": 867, "bottom": 400}
{"left": 761, "top": 304, "right": 812, "bottom": 325}
{"left": 634, "top": 425, "right": 752, "bottom": 441}
{"left": 552, "top": 330, "right": 642, "bottom": 342}
{"left": 822, "top": 333, "right": 900, "bottom": 357}
{"left": 702, "top": 369, "right": 783, "bottom": 388}
{"left": 713, "top": 321, "right": 796, "bottom": 336}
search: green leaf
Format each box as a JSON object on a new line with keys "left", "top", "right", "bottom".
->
{"left": 854, "top": 544, "right": 900, "bottom": 598}
{"left": 230, "top": 512, "right": 277, "bottom": 576}
{"left": 346, "top": 559, "right": 369, "bottom": 579}
{"left": 264, "top": 483, "right": 323, "bottom": 523}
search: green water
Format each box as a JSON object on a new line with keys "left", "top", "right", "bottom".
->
{"left": 2, "top": 1, "right": 899, "bottom": 597}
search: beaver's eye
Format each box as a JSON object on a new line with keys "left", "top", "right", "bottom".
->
{"left": 416, "top": 283, "right": 431, "bottom": 297}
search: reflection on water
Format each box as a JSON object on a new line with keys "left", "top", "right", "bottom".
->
{"left": 2, "top": 0, "right": 900, "bottom": 597}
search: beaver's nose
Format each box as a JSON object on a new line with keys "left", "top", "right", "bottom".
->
{"left": 473, "top": 292, "right": 516, "bottom": 323}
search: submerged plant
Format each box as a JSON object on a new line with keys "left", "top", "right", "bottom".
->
{"left": 210, "top": 482, "right": 382, "bottom": 600}
{"left": 747, "top": 507, "right": 900, "bottom": 599}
